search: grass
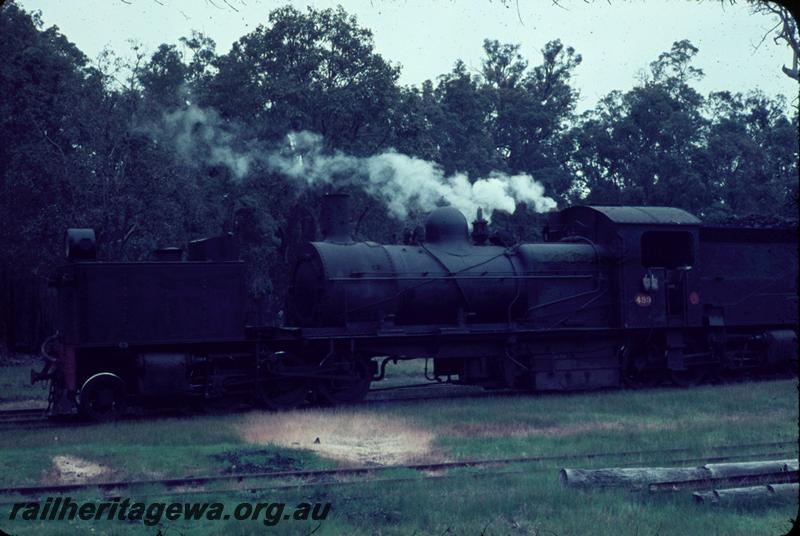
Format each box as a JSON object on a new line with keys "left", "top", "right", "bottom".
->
{"left": 0, "top": 360, "right": 797, "bottom": 535}
{"left": 403, "top": 381, "right": 798, "bottom": 460}
{"left": 0, "top": 415, "right": 335, "bottom": 487}
{"left": 4, "top": 471, "right": 795, "bottom": 536}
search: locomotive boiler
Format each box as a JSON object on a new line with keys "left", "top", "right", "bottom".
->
{"left": 34, "top": 194, "right": 798, "bottom": 420}
{"left": 289, "top": 194, "right": 604, "bottom": 328}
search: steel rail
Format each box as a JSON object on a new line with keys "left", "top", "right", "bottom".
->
{"left": 0, "top": 376, "right": 793, "bottom": 428}
{"left": 0, "top": 449, "right": 794, "bottom": 505}
{"left": 161, "top": 451, "right": 799, "bottom": 499}
{"left": 0, "top": 408, "right": 47, "bottom": 426}
{"left": 0, "top": 441, "right": 795, "bottom": 499}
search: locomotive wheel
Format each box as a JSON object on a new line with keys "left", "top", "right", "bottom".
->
{"left": 254, "top": 353, "right": 310, "bottom": 411}
{"left": 79, "top": 373, "right": 126, "bottom": 421}
{"left": 621, "top": 347, "right": 663, "bottom": 389}
{"left": 669, "top": 367, "right": 706, "bottom": 387}
{"left": 622, "top": 366, "right": 663, "bottom": 389}
{"left": 254, "top": 377, "right": 309, "bottom": 411}
{"left": 314, "top": 358, "right": 372, "bottom": 406}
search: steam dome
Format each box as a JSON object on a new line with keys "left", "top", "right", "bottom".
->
{"left": 425, "top": 206, "right": 468, "bottom": 243}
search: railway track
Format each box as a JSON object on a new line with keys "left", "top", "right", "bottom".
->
{"left": 0, "top": 388, "right": 500, "bottom": 429}
{"left": 0, "top": 408, "right": 47, "bottom": 426}
{"left": 0, "top": 440, "right": 795, "bottom": 503}
{"left": 0, "top": 373, "right": 795, "bottom": 427}
{"left": 0, "top": 383, "right": 551, "bottom": 428}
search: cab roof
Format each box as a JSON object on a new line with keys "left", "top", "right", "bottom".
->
{"left": 563, "top": 206, "right": 701, "bottom": 226}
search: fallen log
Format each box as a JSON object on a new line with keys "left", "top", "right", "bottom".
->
{"left": 560, "top": 466, "right": 708, "bottom": 488}
{"left": 693, "top": 483, "right": 799, "bottom": 505}
{"left": 649, "top": 470, "right": 797, "bottom": 492}
{"left": 704, "top": 460, "right": 798, "bottom": 479}
{"left": 560, "top": 459, "right": 798, "bottom": 489}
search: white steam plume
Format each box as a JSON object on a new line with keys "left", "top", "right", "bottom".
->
{"left": 150, "top": 106, "right": 557, "bottom": 222}
{"left": 157, "top": 105, "right": 252, "bottom": 179}
{"left": 269, "top": 131, "right": 557, "bottom": 222}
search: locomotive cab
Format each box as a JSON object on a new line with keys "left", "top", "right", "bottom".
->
{"left": 546, "top": 206, "right": 705, "bottom": 382}
{"left": 548, "top": 206, "right": 702, "bottom": 330}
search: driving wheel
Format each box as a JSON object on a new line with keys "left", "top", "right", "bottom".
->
{"left": 669, "top": 366, "right": 707, "bottom": 387}
{"left": 79, "top": 373, "right": 127, "bottom": 421}
{"left": 254, "top": 353, "right": 310, "bottom": 410}
{"left": 621, "top": 346, "right": 663, "bottom": 389}
{"left": 314, "top": 357, "right": 372, "bottom": 406}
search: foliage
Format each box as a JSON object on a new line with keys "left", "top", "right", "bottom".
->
{"left": 202, "top": 6, "right": 400, "bottom": 153}
{"left": 749, "top": 1, "right": 800, "bottom": 81}
{"left": 569, "top": 40, "right": 798, "bottom": 220}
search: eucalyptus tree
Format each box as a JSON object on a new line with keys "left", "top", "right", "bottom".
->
{"left": 204, "top": 5, "right": 400, "bottom": 155}
{"left": 569, "top": 40, "right": 711, "bottom": 212}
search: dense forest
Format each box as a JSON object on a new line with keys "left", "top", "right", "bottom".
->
{"left": 1, "top": 2, "right": 797, "bottom": 351}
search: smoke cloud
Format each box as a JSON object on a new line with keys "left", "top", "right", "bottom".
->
{"left": 157, "top": 105, "right": 253, "bottom": 179}
{"left": 270, "top": 131, "right": 556, "bottom": 221}
{"left": 151, "top": 106, "right": 557, "bottom": 222}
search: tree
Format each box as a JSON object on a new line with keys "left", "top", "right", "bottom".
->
{"left": 570, "top": 38, "right": 797, "bottom": 220}
{"left": 703, "top": 90, "right": 798, "bottom": 220}
{"left": 384, "top": 82, "right": 441, "bottom": 163}
{"left": 483, "top": 38, "right": 582, "bottom": 202}
{"left": 428, "top": 60, "right": 500, "bottom": 178}
{"left": 750, "top": 1, "right": 800, "bottom": 81}
{"left": 569, "top": 40, "right": 711, "bottom": 212}
{"left": 138, "top": 44, "right": 189, "bottom": 110}
{"left": 180, "top": 31, "right": 218, "bottom": 89}
{"left": 0, "top": 2, "right": 109, "bottom": 347}
{"left": 204, "top": 6, "right": 400, "bottom": 154}
{"left": 0, "top": 2, "right": 107, "bottom": 269}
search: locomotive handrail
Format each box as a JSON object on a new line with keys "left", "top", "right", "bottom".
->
{"left": 39, "top": 331, "right": 61, "bottom": 363}
{"left": 419, "top": 241, "right": 473, "bottom": 311}
{"left": 697, "top": 276, "right": 792, "bottom": 307}
{"left": 343, "top": 246, "right": 523, "bottom": 316}
{"left": 543, "top": 288, "right": 610, "bottom": 330}
{"left": 524, "top": 287, "right": 603, "bottom": 315}
{"left": 329, "top": 274, "right": 596, "bottom": 281}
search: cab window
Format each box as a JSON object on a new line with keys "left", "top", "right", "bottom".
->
{"left": 641, "top": 231, "right": 694, "bottom": 268}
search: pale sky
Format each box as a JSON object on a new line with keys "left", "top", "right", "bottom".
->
{"left": 18, "top": 0, "right": 800, "bottom": 113}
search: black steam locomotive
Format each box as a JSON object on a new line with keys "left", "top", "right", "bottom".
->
{"left": 34, "top": 195, "right": 798, "bottom": 420}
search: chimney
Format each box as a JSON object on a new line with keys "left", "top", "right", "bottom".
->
{"left": 321, "top": 193, "right": 353, "bottom": 243}
{"left": 471, "top": 207, "right": 489, "bottom": 245}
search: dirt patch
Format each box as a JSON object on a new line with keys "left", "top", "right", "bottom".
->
{"left": 48, "top": 455, "right": 114, "bottom": 485}
{"left": 446, "top": 420, "right": 677, "bottom": 438}
{"left": 238, "top": 409, "right": 438, "bottom": 466}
